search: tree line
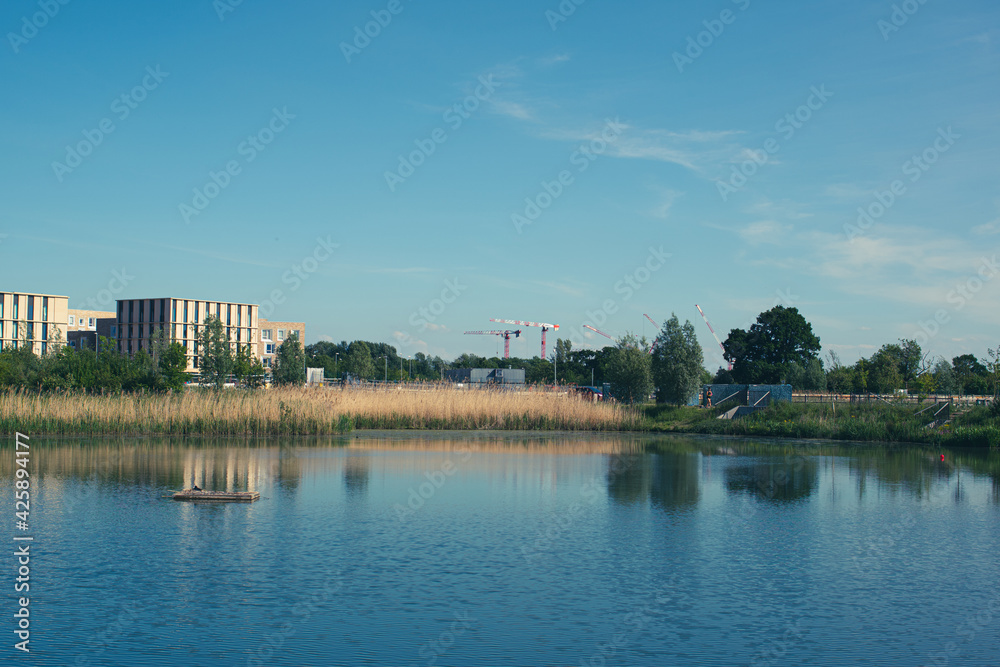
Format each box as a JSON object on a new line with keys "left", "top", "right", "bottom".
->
{"left": 0, "top": 315, "right": 306, "bottom": 392}
{"left": 1, "top": 307, "right": 997, "bottom": 402}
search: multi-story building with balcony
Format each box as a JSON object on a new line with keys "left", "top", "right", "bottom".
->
{"left": 115, "top": 298, "right": 259, "bottom": 371}
{"left": 0, "top": 291, "right": 69, "bottom": 355}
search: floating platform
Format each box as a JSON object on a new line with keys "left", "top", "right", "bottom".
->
{"left": 172, "top": 489, "right": 260, "bottom": 502}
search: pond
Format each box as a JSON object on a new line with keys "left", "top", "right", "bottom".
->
{"left": 5, "top": 434, "right": 999, "bottom": 666}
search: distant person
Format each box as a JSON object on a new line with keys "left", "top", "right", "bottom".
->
{"left": 706, "top": 388, "right": 713, "bottom": 408}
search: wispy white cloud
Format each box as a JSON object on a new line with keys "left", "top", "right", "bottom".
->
{"left": 608, "top": 129, "right": 744, "bottom": 173}
{"left": 647, "top": 186, "right": 682, "bottom": 219}
{"left": 972, "top": 217, "right": 1000, "bottom": 235}
{"left": 537, "top": 53, "right": 571, "bottom": 66}
{"left": 488, "top": 98, "right": 534, "bottom": 121}
{"left": 738, "top": 220, "right": 794, "bottom": 245}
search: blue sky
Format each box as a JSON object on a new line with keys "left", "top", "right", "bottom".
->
{"left": 2, "top": 0, "right": 998, "bottom": 369}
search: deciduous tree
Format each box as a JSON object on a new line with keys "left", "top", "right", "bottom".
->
{"left": 722, "top": 306, "right": 820, "bottom": 384}
{"left": 651, "top": 314, "right": 703, "bottom": 405}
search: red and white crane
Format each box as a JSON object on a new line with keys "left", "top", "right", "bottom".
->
{"left": 695, "top": 304, "right": 732, "bottom": 370}
{"left": 463, "top": 330, "right": 521, "bottom": 359}
{"left": 490, "top": 319, "right": 559, "bottom": 358}
{"left": 583, "top": 324, "right": 614, "bottom": 340}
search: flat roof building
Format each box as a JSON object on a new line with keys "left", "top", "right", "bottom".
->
{"left": 258, "top": 319, "right": 305, "bottom": 369}
{"left": 0, "top": 291, "right": 69, "bottom": 355}
{"left": 116, "top": 298, "right": 259, "bottom": 372}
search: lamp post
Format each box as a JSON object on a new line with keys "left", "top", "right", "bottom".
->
{"left": 334, "top": 352, "right": 340, "bottom": 380}
{"left": 382, "top": 355, "right": 388, "bottom": 383}
{"left": 399, "top": 356, "right": 403, "bottom": 383}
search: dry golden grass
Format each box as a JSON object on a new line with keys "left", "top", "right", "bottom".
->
{"left": 0, "top": 386, "right": 640, "bottom": 435}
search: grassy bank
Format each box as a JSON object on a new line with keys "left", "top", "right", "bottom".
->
{"left": 642, "top": 401, "right": 1000, "bottom": 447}
{"left": 0, "top": 387, "right": 640, "bottom": 436}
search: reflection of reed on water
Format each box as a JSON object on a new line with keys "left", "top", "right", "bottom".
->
{"left": 1, "top": 435, "right": 997, "bottom": 504}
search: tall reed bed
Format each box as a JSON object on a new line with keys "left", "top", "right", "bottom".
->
{"left": 0, "top": 386, "right": 640, "bottom": 435}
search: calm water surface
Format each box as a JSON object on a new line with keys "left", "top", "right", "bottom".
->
{"left": 5, "top": 434, "right": 999, "bottom": 666}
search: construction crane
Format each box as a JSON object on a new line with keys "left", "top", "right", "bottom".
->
{"left": 490, "top": 319, "right": 559, "bottom": 358}
{"left": 643, "top": 314, "right": 660, "bottom": 354}
{"left": 463, "top": 330, "right": 521, "bottom": 359}
{"left": 583, "top": 324, "right": 614, "bottom": 340}
{"left": 695, "top": 304, "right": 732, "bottom": 370}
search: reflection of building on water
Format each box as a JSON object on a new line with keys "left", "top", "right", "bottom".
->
{"left": 182, "top": 447, "right": 303, "bottom": 492}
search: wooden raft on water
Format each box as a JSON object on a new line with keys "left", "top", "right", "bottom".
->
{"left": 172, "top": 489, "right": 260, "bottom": 502}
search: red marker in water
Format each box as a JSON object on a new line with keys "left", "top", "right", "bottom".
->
{"left": 940, "top": 454, "right": 945, "bottom": 462}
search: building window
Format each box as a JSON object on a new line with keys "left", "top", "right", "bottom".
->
{"left": 70, "top": 340, "right": 77, "bottom": 349}
{"left": 12, "top": 295, "right": 19, "bottom": 320}
{"left": 138, "top": 300, "right": 144, "bottom": 323}
{"left": 128, "top": 301, "right": 134, "bottom": 323}
{"left": 184, "top": 301, "right": 189, "bottom": 323}
{"left": 172, "top": 301, "right": 177, "bottom": 322}
{"left": 261, "top": 329, "right": 272, "bottom": 341}
{"left": 111, "top": 325, "right": 117, "bottom": 337}
{"left": 41, "top": 342, "right": 47, "bottom": 355}
{"left": 160, "top": 299, "right": 166, "bottom": 322}
{"left": 263, "top": 357, "right": 271, "bottom": 368}
{"left": 226, "top": 304, "right": 231, "bottom": 325}
{"left": 69, "top": 315, "right": 76, "bottom": 326}
{"left": 237, "top": 306, "right": 242, "bottom": 327}
{"left": 27, "top": 297, "right": 33, "bottom": 321}
{"left": 195, "top": 302, "right": 200, "bottom": 323}
{"left": 89, "top": 318, "right": 95, "bottom": 328}
{"left": 266, "top": 343, "right": 275, "bottom": 354}
{"left": 277, "top": 329, "right": 285, "bottom": 341}
{"left": 42, "top": 297, "right": 48, "bottom": 321}
{"left": 0, "top": 294, "right": 4, "bottom": 318}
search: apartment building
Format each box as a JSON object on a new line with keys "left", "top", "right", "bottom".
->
{"left": 66, "top": 309, "right": 116, "bottom": 351}
{"left": 116, "top": 298, "right": 259, "bottom": 371}
{"left": 258, "top": 319, "right": 305, "bottom": 368}
{"left": 0, "top": 291, "right": 69, "bottom": 355}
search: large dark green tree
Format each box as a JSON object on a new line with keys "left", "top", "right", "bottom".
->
{"left": 342, "top": 340, "right": 376, "bottom": 380}
{"left": 952, "top": 354, "right": 989, "bottom": 395}
{"left": 197, "top": 315, "right": 233, "bottom": 389}
{"left": 723, "top": 306, "right": 821, "bottom": 384}
{"left": 272, "top": 332, "right": 305, "bottom": 386}
{"left": 651, "top": 314, "right": 703, "bottom": 404}
{"left": 604, "top": 334, "right": 653, "bottom": 404}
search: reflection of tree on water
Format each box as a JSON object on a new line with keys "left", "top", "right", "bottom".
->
{"left": 343, "top": 456, "right": 370, "bottom": 495}
{"left": 650, "top": 453, "right": 700, "bottom": 510}
{"left": 605, "top": 452, "right": 701, "bottom": 509}
{"left": 606, "top": 454, "right": 650, "bottom": 505}
{"left": 725, "top": 457, "right": 819, "bottom": 502}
